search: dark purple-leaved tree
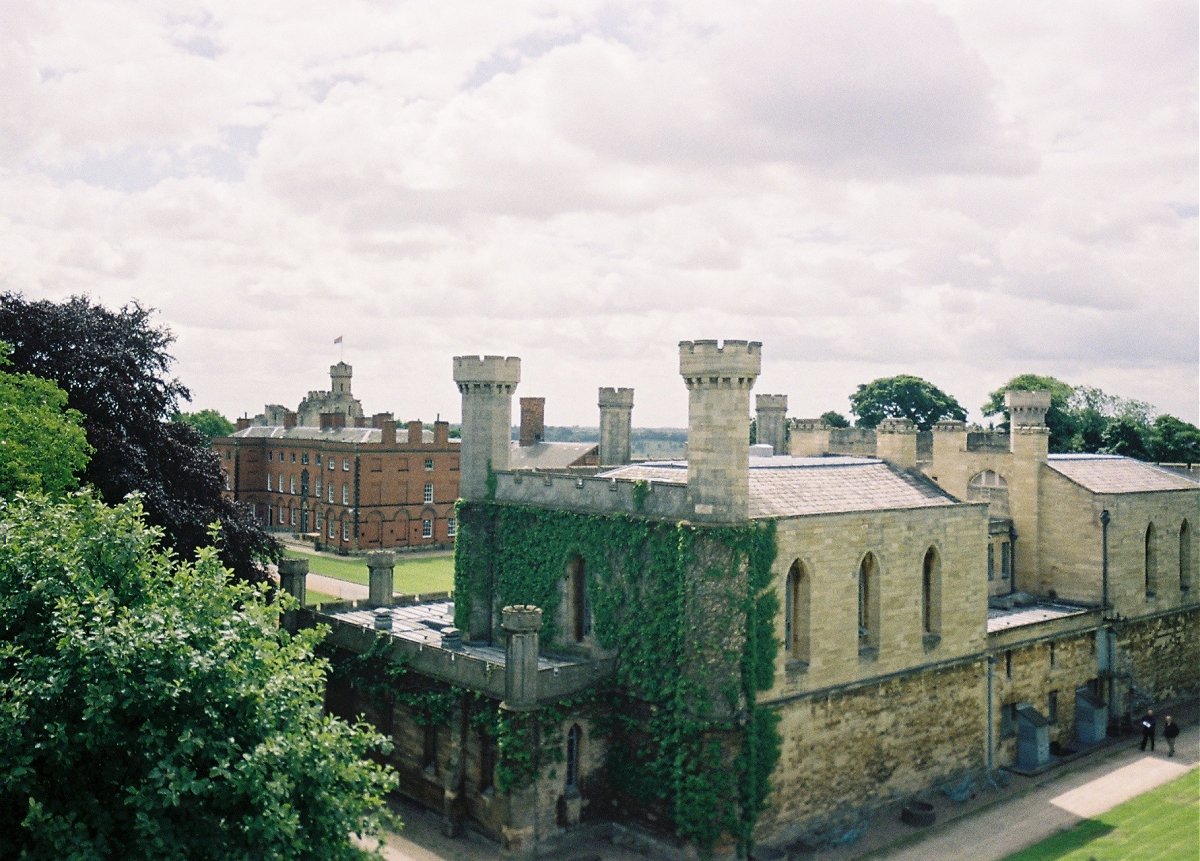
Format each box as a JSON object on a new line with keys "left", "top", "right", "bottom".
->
{"left": 0, "top": 292, "right": 278, "bottom": 581}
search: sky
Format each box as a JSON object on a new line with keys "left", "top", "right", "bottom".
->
{"left": 2, "top": 0, "right": 1197, "bottom": 430}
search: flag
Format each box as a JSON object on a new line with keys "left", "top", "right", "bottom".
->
{"left": 333, "top": 336, "right": 343, "bottom": 344}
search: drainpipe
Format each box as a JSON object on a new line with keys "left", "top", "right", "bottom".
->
{"left": 1100, "top": 509, "right": 1115, "bottom": 723}
{"left": 986, "top": 655, "right": 995, "bottom": 775}
{"left": 1008, "top": 525, "right": 1018, "bottom": 596}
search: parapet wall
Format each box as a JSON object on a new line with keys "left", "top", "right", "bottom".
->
{"left": 494, "top": 471, "right": 690, "bottom": 520}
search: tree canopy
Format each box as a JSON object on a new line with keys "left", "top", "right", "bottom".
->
{"left": 0, "top": 343, "right": 92, "bottom": 497}
{"left": 983, "top": 374, "right": 1198, "bottom": 460}
{"left": 0, "top": 293, "right": 277, "bottom": 581}
{"left": 175, "top": 408, "right": 236, "bottom": 442}
{"left": 849, "top": 374, "right": 967, "bottom": 431}
{"left": 0, "top": 490, "right": 397, "bottom": 860}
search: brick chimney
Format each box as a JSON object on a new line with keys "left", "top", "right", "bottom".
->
{"left": 434, "top": 420, "right": 450, "bottom": 446}
{"left": 407, "top": 420, "right": 423, "bottom": 444}
{"left": 519, "top": 397, "right": 545, "bottom": 447}
{"left": 380, "top": 420, "right": 397, "bottom": 445}
{"left": 282, "top": 411, "right": 297, "bottom": 430}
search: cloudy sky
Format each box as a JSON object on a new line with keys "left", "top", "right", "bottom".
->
{"left": 2, "top": 1, "right": 1196, "bottom": 429}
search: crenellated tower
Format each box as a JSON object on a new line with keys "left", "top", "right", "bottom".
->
{"left": 453, "top": 355, "right": 521, "bottom": 501}
{"left": 679, "top": 339, "right": 761, "bottom": 522}
{"left": 1005, "top": 390, "right": 1051, "bottom": 591}
{"left": 598, "top": 387, "right": 634, "bottom": 466}
{"left": 755, "top": 393, "right": 788, "bottom": 456}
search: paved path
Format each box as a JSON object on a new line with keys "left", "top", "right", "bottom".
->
{"left": 307, "top": 572, "right": 367, "bottom": 601}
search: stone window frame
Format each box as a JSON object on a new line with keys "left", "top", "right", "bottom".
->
{"left": 921, "top": 545, "right": 942, "bottom": 650}
{"left": 1144, "top": 522, "right": 1158, "bottom": 598}
{"left": 857, "top": 552, "right": 881, "bottom": 658}
{"left": 561, "top": 554, "right": 592, "bottom": 644}
{"left": 784, "top": 559, "right": 811, "bottom": 668}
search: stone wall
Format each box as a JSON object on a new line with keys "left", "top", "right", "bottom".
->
{"left": 758, "top": 660, "right": 986, "bottom": 846}
{"left": 1115, "top": 607, "right": 1200, "bottom": 709}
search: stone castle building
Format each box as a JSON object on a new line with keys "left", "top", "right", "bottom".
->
{"left": 290, "top": 342, "right": 1198, "bottom": 858}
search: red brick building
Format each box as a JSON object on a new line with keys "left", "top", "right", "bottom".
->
{"left": 215, "top": 414, "right": 461, "bottom": 553}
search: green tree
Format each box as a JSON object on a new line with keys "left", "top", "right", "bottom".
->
{"left": 849, "top": 374, "right": 966, "bottom": 431}
{"left": 0, "top": 490, "right": 397, "bottom": 860}
{"left": 1101, "top": 414, "right": 1152, "bottom": 460}
{"left": 1148, "top": 415, "right": 1200, "bottom": 463}
{"left": 982, "top": 374, "right": 1077, "bottom": 452}
{"left": 0, "top": 343, "right": 92, "bottom": 497}
{"left": 0, "top": 293, "right": 277, "bottom": 582}
{"left": 175, "top": 408, "right": 235, "bottom": 442}
{"left": 819, "top": 410, "right": 851, "bottom": 428}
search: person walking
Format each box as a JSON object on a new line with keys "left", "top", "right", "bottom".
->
{"left": 1139, "top": 709, "right": 1157, "bottom": 752}
{"left": 1162, "top": 715, "right": 1179, "bottom": 757}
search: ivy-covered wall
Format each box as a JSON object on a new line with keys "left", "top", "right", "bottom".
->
{"left": 454, "top": 500, "right": 781, "bottom": 856}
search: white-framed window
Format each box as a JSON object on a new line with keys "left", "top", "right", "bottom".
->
{"left": 278, "top": 505, "right": 285, "bottom": 522}
{"left": 328, "top": 520, "right": 336, "bottom": 538}
{"left": 267, "top": 473, "right": 273, "bottom": 491}
{"left": 342, "top": 521, "right": 350, "bottom": 541}
{"left": 342, "top": 483, "right": 349, "bottom": 505}
{"left": 315, "top": 513, "right": 321, "bottom": 531}
{"left": 316, "top": 454, "right": 323, "bottom": 466}
{"left": 424, "top": 458, "right": 434, "bottom": 471}
{"left": 328, "top": 459, "right": 335, "bottom": 471}
{"left": 278, "top": 473, "right": 284, "bottom": 493}
{"left": 327, "top": 484, "right": 334, "bottom": 503}
{"left": 424, "top": 482, "right": 434, "bottom": 503}
{"left": 343, "top": 457, "right": 350, "bottom": 471}
{"left": 422, "top": 519, "right": 433, "bottom": 538}
{"left": 316, "top": 477, "right": 322, "bottom": 497}
{"left": 447, "top": 517, "right": 457, "bottom": 538}
{"left": 290, "top": 452, "right": 296, "bottom": 463}
{"left": 290, "top": 509, "right": 297, "bottom": 526}
{"left": 301, "top": 453, "right": 308, "bottom": 465}
{"left": 268, "top": 451, "right": 273, "bottom": 462}
{"left": 289, "top": 476, "right": 296, "bottom": 495}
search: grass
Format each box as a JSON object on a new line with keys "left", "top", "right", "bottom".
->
{"left": 1001, "top": 768, "right": 1199, "bottom": 861}
{"left": 283, "top": 546, "right": 454, "bottom": 596}
{"left": 304, "top": 589, "right": 340, "bottom": 606}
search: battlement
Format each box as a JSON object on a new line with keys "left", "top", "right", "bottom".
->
{"left": 502, "top": 604, "right": 543, "bottom": 633}
{"left": 678, "top": 339, "right": 763, "bottom": 380}
{"left": 495, "top": 470, "right": 690, "bottom": 520}
{"left": 934, "top": 420, "right": 967, "bottom": 433}
{"left": 452, "top": 355, "right": 522, "bottom": 386}
{"left": 878, "top": 417, "right": 917, "bottom": 434}
{"left": 756, "top": 393, "right": 788, "bottom": 411}
{"left": 1005, "top": 390, "right": 1051, "bottom": 427}
{"left": 598, "top": 387, "right": 635, "bottom": 408}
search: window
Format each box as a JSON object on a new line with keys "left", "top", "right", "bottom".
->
{"left": 423, "top": 724, "right": 438, "bottom": 774}
{"left": 785, "top": 560, "right": 810, "bottom": 664}
{"left": 290, "top": 452, "right": 296, "bottom": 463}
{"left": 224, "top": 471, "right": 230, "bottom": 490}
{"left": 343, "top": 457, "right": 350, "bottom": 471}
{"left": 1145, "top": 523, "right": 1158, "bottom": 597}
{"left": 290, "top": 508, "right": 297, "bottom": 526}
{"left": 422, "top": 519, "right": 433, "bottom": 539}
{"left": 301, "top": 453, "right": 308, "bottom": 464}
{"left": 987, "top": 544, "right": 995, "bottom": 581}
{"left": 423, "top": 482, "right": 434, "bottom": 504}
{"left": 1047, "top": 690, "right": 1058, "bottom": 724}
{"left": 314, "top": 513, "right": 321, "bottom": 531}
{"left": 327, "top": 484, "right": 334, "bottom": 503}
{"left": 1049, "top": 642, "right": 1057, "bottom": 668}
{"left": 268, "top": 451, "right": 273, "bottom": 461}
{"left": 565, "top": 724, "right": 582, "bottom": 792}
{"left": 267, "top": 473, "right": 273, "bottom": 491}
{"left": 328, "top": 459, "right": 335, "bottom": 471}
{"left": 447, "top": 517, "right": 457, "bottom": 538}
{"left": 858, "top": 553, "right": 880, "bottom": 653}
{"left": 341, "top": 483, "right": 349, "bottom": 505}
{"left": 1004, "top": 650, "right": 1012, "bottom": 678}
{"left": 316, "top": 477, "right": 322, "bottom": 497}
{"left": 289, "top": 476, "right": 296, "bottom": 495}
{"left": 316, "top": 454, "right": 322, "bottom": 466}
{"left": 1180, "top": 520, "right": 1192, "bottom": 592}
{"left": 1001, "top": 542, "right": 1011, "bottom": 580}
{"left": 328, "top": 520, "right": 336, "bottom": 539}
{"left": 425, "top": 458, "right": 434, "bottom": 471}
{"left": 479, "top": 727, "right": 496, "bottom": 792}
{"left": 278, "top": 505, "right": 285, "bottom": 523}
{"left": 341, "top": 521, "right": 349, "bottom": 541}
{"left": 922, "top": 547, "right": 941, "bottom": 638}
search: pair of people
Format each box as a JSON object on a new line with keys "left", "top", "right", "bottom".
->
{"left": 1140, "top": 709, "right": 1181, "bottom": 757}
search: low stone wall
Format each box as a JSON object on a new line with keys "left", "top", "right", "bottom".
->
{"left": 494, "top": 471, "right": 690, "bottom": 520}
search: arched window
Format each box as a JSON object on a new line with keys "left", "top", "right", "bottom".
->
{"left": 785, "top": 560, "right": 811, "bottom": 664}
{"left": 565, "top": 724, "right": 582, "bottom": 791}
{"left": 1181, "top": 520, "right": 1193, "bottom": 592}
{"left": 563, "top": 555, "right": 590, "bottom": 643}
{"left": 922, "top": 546, "right": 942, "bottom": 641}
{"left": 858, "top": 553, "right": 880, "bottom": 653}
{"left": 1145, "top": 523, "right": 1157, "bottom": 597}
{"left": 968, "top": 469, "right": 1010, "bottom": 517}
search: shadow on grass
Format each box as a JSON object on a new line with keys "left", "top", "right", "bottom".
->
{"left": 1005, "top": 819, "right": 1115, "bottom": 861}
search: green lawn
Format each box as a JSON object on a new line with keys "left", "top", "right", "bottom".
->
{"left": 1002, "top": 768, "right": 1199, "bottom": 861}
{"left": 283, "top": 547, "right": 454, "bottom": 596}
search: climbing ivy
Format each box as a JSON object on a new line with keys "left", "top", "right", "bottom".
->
{"left": 453, "top": 501, "right": 781, "bottom": 856}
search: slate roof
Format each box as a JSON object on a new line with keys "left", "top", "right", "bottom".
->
{"left": 229, "top": 425, "right": 455, "bottom": 446}
{"left": 509, "top": 441, "right": 597, "bottom": 470}
{"left": 599, "top": 455, "right": 960, "bottom": 518}
{"left": 987, "top": 601, "right": 1091, "bottom": 634}
{"left": 1047, "top": 454, "right": 1199, "bottom": 495}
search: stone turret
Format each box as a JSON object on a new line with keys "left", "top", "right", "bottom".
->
{"left": 501, "top": 605, "right": 542, "bottom": 712}
{"left": 1005, "top": 391, "right": 1051, "bottom": 593}
{"left": 453, "top": 355, "right": 521, "bottom": 501}
{"left": 598, "top": 387, "right": 634, "bottom": 466}
{"left": 755, "top": 394, "right": 788, "bottom": 456}
{"left": 331, "top": 361, "right": 353, "bottom": 396}
{"left": 679, "top": 339, "right": 761, "bottom": 522}
{"left": 876, "top": 417, "right": 917, "bottom": 469}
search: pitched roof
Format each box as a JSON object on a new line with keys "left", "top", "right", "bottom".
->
{"left": 1047, "top": 454, "right": 1199, "bottom": 494}
{"left": 599, "top": 456, "right": 960, "bottom": 518}
{"left": 228, "top": 426, "right": 456, "bottom": 445}
{"left": 508, "top": 441, "right": 596, "bottom": 470}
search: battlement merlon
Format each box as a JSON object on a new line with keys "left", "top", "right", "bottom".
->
{"left": 678, "top": 339, "right": 763, "bottom": 379}
{"left": 934, "top": 420, "right": 967, "bottom": 433}
{"left": 598, "top": 387, "right": 635, "bottom": 409}
{"left": 756, "top": 393, "right": 788, "bottom": 411}
{"left": 878, "top": 417, "right": 917, "bottom": 434}
{"left": 452, "top": 355, "right": 522, "bottom": 387}
{"left": 1005, "top": 390, "right": 1051, "bottom": 428}
{"left": 792, "top": 417, "right": 832, "bottom": 431}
